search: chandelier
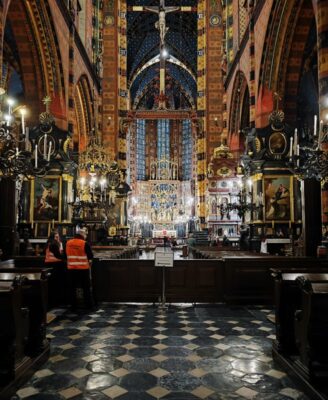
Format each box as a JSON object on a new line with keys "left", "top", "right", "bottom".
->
{"left": 0, "top": 96, "right": 50, "bottom": 179}
{"left": 72, "top": 131, "right": 124, "bottom": 219}
{"left": 288, "top": 115, "right": 328, "bottom": 180}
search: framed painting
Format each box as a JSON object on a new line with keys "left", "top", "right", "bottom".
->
{"left": 35, "top": 222, "right": 50, "bottom": 238}
{"left": 31, "top": 176, "right": 62, "bottom": 222}
{"left": 264, "top": 176, "right": 292, "bottom": 221}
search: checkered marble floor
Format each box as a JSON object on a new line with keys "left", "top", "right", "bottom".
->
{"left": 13, "top": 305, "right": 309, "bottom": 400}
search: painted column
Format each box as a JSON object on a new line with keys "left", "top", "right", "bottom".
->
{"left": 102, "top": 0, "right": 118, "bottom": 159}
{"left": 249, "top": 9, "right": 256, "bottom": 127}
{"left": 197, "top": 0, "right": 207, "bottom": 228}
{"left": 118, "top": 0, "right": 128, "bottom": 171}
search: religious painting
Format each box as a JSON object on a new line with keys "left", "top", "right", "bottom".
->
{"left": 268, "top": 132, "right": 287, "bottom": 155}
{"left": 264, "top": 176, "right": 292, "bottom": 221}
{"left": 32, "top": 176, "right": 61, "bottom": 221}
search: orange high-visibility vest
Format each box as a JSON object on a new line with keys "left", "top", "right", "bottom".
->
{"left": 45, "top": 245, "right": 62, "bottom": 263}
{"left": 66, "top": 238, "right": 90, "bottom": 270}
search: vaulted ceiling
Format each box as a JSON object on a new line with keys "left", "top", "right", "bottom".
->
{"left": 127, "top": 0, "right": 197, "bottom": 110}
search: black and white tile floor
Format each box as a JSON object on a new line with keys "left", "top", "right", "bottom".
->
{"left": 13, "top": 305, "right": 309, "bottom": 400}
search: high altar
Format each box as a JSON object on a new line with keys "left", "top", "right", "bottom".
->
{"left": 130, "top": 157, "right": 193, "bottom": 237}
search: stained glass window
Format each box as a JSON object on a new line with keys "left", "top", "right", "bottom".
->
{"left": 182, "top": 119, "right": 192, "bottom": 180}
{"left": 157, "top": 119, "right": 170, "bottom": 160}
{"left": 136, "top": 119, "right": 146, "bottom": 180}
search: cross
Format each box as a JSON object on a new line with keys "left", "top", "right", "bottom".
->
{"left": 130, "top": 1, "right": 194, "bottom": 109}
{"left": 42, "top": 95, "right": 52, "bottom": 113}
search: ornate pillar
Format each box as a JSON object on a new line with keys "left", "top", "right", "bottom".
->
{"left": 196, "top": 0, "right": 207, "bottom": 228}
{"left": 102, "top": 0, "right": 118, "bottom": 159}
{"left": 62, "top": 174, "right": 74, "bottom": 222}
{"left": 118, "top": 0, "right": 128, "bottom": 171}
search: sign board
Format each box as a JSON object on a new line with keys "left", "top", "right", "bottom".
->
{"left": 155, "top": 252, "right": 174, "bottom": 267}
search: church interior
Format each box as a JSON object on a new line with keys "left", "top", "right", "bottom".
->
{"left": 1, "top": 0, "right": 328, "bottom": 399}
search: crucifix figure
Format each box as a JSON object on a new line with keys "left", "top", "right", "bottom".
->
{"left": 144, "top": 1, "right": 180, "bottom": 46}
{"left": 131, "top": 1, "right": 193, "bottom": 109}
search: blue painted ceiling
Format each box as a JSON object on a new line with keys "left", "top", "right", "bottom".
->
{"left": 127, "top": 0, "right": 197, "bottom": 110}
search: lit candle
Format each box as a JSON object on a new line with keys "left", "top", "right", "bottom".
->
{"left": 314, "top": 114, "right": 317, "bottom": 137}
{"left": 16, "top": 147, "right": 19, "bottom": 156}
{"left": 289, "top": 136, "right": 293, "bottom": 158}
{"left": 47, "top": 141, "right": 52, "bottom": 161}
{"left": 21, "top": 108, "right": 26, "bottom": 135}
{"left": 43, "top": 134, "right": 47, "bottom": 159}
{"left": 293, "top": 128, "right": 298, "bottom": 154}
{"left": 35, "top": 145, "right": 38, "bottom": 168}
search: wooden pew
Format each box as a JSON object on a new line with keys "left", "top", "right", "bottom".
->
{"left": 0, "top": 278, "right": 29, "bottom": 387}
{"left": 271, "top": 270, "right": 328, "bottom": 355}
{"left": 0, "top": 269, "right": 50, "bottom": 357}
{"left": 295, "top": 278, "right": 328, "bottom": 382}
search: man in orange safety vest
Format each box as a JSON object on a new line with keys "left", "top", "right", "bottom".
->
{"left": 65, "top": 227, "right": 94, "bottom": 309}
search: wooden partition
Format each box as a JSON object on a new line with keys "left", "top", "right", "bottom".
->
{"left": 92, "top": 256, "right": 328, "bottom": 304}
{"left": 92, "top": 259, "right": 224, "bottom": 303}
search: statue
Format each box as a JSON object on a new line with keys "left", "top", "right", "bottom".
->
{"left": 144, "top": 1, "right": 180, "bottom": 46}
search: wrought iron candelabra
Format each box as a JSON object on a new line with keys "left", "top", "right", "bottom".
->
{"left": 218, "top": 187, "right": 263, "bottom": 220}
{"left": 0, "top": 96, "right": 54, "bottom": 179}
{"left": 288, "top": 117, "right": 328, "bottom": 180}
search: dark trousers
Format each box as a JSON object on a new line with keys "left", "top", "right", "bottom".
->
{"left": 46, "top": 262, "right": 68, "bottom": 309}
{"left": 68, "top": 269, "right": 94, "bottom": 309}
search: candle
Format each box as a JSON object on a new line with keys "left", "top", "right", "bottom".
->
{"left": 293, "top": 128, "right": 298, "bottom": 154}
{"left": 25, "top": 127, "right": 29, "bottom": 150}
{"left": 296, "top": 144, "right": 300, "bottom": 167}
{"left": 43, "top": 134, "right": 47, "bottom": 159}
{"left": 47, "top": 141, "right": 52, "bottom": 161}
{"left": 52, "top": 219, "right": 55, "bottom": 228}
{"left": 289, "top": 136, "right": 293, "bottom": 158}
{"left": 21, "top": 111, "right": 26, "bottom": 135}
{"left": 31, "top": 221, "right": 34, "bottom": 229}
{"left": 272, "top": 220, "right": 275, "bottom": 229}
{"left": 35, "top": 145, "right": 38, "bottom": 168}
{"left": 16, "top": 147, "right": 19, "bottom": 156}
{"left": 314, "top": 115, "right": 317, "bottom": 137}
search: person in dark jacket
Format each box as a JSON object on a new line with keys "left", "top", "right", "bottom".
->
{"left": 65, "top": 227, "right": 94, "bottom": 309}
{"left": 45, "top": 230, "right": 66, "bottom": 308}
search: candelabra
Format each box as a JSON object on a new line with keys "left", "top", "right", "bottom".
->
{"left": 288, "top": 116, "right": 328, "bottom": 180}
{"left": 71, "top": 132, "right": 129, "bottom": 220}
{"left": 0, "top": 97, "right": 50, "bottom": 178}
{"left": 218, "top": 187, "right": 263, "bottom": 220}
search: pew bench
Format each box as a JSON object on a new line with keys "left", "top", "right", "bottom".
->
{"left": 295, "top": 279, "right": 328, "bottom": 383}
{"left": 0, "top": 272, "right": 50, "bottom": 399}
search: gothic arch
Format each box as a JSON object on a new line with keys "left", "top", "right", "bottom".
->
{"left": 258, "top": 0, "right": 316, "bottom": 124}
{"left": 228, "top": 71, "right": 249, "bottom": 151}
{"left": 3, "top": 0, "right": 65, "bottom": 121}
{"left": 73, "top": 75, "right": 94, "bottom": 152}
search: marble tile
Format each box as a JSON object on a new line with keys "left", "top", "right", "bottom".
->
{"left": 59, "top": 387, "right": 82, "bottom": 399}
{"left": 235, "top": 386, "right": 258, "bottom": 399}
{"left": 102, "top": 385, "right": 128, "bottom": 399}
{"left": 147, "top": 386, "right": 171, "bottom": 399}
{"left": 191, "top": 385, "right": 215, "bottom": 399}
{"left": 17, "top": 386, "right": 39, "bottom": 398}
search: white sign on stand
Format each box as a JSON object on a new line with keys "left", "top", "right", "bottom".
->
{"left": 155, "top": 252, "right": 174, "bottom": 267}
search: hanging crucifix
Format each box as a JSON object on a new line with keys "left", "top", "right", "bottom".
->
{"left": 131, "top": 0, "right": 194, "bottom": 109}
